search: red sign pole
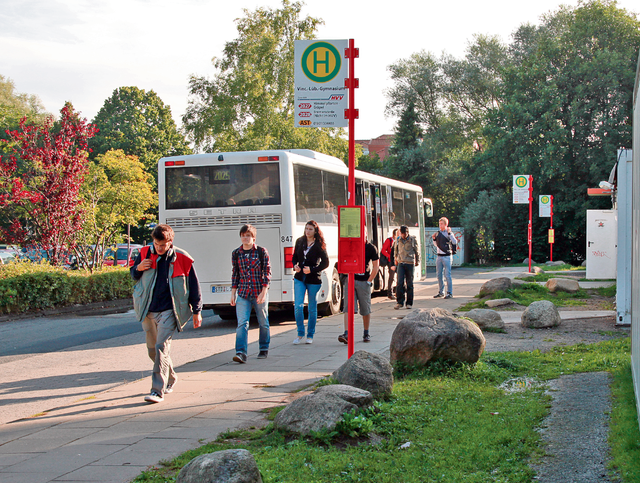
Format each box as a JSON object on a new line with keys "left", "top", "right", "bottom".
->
{"left": 346, "top": 39, "right": 359, "bottom": 359}
{"left": 550, "top": 195, "right": 554, "bottom": 262}
{"left": 528, "top": 176, "right": 533, "bottom": 273}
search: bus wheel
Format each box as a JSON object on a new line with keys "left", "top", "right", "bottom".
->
{"left": 320, "top": 270, "right": 342, "bottom": 316}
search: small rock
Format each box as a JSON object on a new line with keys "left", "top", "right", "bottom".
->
{"left": 485, "top": 298, "right": 515, "bottom": 308}
{"left": 315, "top": 384, "right": 373, "bottom": 408}
{"left": 332, "top": 351, "right": 394, "bottom": 399}
{"left": 521, "top": 300, "right": 561, "bottom": 328}
{"left": 177, "top": 449, "right": 262, "bottom": 483}
{"left": 546, "top": 278, "right": 580, "bottom": 293}
{"left": 465, "top": 309, "right": 505, "bottom": 330}
{"left": 545, "top": 260, "right": 565, "bottom": 266}
{"left": 479, "top": 277, "right": 512, "bottom": 296}
{"left": 533, "top": 266, "right": 545, "bottom": 274}
{"left": 274, "top": 392, "right": 357, "bottom": 435}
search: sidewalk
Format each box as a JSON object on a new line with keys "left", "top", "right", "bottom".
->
{"left": 0, "top": 267, "right": 615, "bottom": 483}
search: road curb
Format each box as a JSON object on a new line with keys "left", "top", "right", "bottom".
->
{"left": 0, "top": 298, "right": 133, "bottom": 323}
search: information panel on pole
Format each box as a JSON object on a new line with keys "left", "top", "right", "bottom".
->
{"left": 294, "top": 40, "right": 349, "bottom": 128}
{"left": 539, "top": 195, "right": 552, "bottom": 217}
{"left": 513, "top": 175, "right": 530, "bottom": 204}
{"left": 337, "top": 206, "right": 365, "bottom": 274}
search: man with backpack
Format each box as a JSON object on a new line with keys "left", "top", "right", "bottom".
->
{"left": 393, "top": 225, "right": 420, "bottom": 310}
{"left": 432, "top": 217, "right": 457, "bottom": 299}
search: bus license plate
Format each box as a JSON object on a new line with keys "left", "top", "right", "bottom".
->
{"left": 211, "top": 285, "right": 232, "bottom": 294}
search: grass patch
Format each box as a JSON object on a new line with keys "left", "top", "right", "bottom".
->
{"left": 457, "top": 283, "right": 590, "bottom": 311}
{"left": 133, "top": 338, "right": 637, "bottom": 483}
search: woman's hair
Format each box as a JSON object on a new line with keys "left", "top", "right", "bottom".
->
{"left": 305, "top": 220, "right": 326, "bottom": 250}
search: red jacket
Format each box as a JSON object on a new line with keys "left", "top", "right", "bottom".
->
{"left": 381, "top": 237, "right": 394, "bottom": 259}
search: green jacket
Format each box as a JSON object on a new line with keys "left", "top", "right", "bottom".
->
{"left": 394, "top": 235, "right": 420, "bottom": 265}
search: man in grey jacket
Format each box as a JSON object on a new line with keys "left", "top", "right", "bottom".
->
{"left": 131, "top": 224, "right": 202, "bottom": 403}
{"left": 392, "top": 225, "right": 420, "bottom": 309}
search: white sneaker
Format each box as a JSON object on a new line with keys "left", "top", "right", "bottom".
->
{"left": 305, "top": 337, "right": 313, "bottom": 344}
{"left": 293, "top": 337, "right": 302, "bottom": 345}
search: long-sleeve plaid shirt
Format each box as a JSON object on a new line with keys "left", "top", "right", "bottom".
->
{"left": 231, "top": 245, "right": 271, "bottom": 300}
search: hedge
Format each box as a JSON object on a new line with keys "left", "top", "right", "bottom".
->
{"left": 0, "top": 261, "right": 134, "bottom": 314}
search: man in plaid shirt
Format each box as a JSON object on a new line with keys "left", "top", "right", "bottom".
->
{"left": 230, "top": 224, "right": 271, "bottom": 363}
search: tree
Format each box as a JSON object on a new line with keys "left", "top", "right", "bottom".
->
{"left": 1, "top": 75, "right": 50, "bottom": 155}
{"left": 183, "top": 0, "right": 349, "bottom": 159}
{"left": 90, "top": 86, "right": 191, "bottom": 184}
{"left": 469, "top": 0, "right": 640, "bottom": 262}
{"left": 0, "top": 105, "right": 98, "bottom": 265}
{"left": 75, "top": 149, "right": 155, "bottom": 271}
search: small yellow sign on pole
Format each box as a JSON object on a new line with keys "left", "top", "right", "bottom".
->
{"left": 548, "top": 229, "right": 555, "bottom": 244}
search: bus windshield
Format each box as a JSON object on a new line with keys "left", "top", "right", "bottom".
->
{"left": 165, "top": 163, "right": 281, "bottom": 209}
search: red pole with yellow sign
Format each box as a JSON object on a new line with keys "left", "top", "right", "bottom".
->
{"left": 549, "top": 195, "right": 554, "bottom": 262}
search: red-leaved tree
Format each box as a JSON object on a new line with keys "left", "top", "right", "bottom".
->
{"left": 0, "top": 105, "right": 98, "bottom": 265}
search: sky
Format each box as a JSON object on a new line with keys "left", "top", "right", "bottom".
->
{"left": 1, "top": 0, "right": 638, "bottom": 142}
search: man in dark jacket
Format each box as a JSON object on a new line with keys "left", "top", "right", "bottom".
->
{"left": 432, "top": 217, "right": 457, "bottom": 299}
{"left": 131, "top": 224, "right": 202, "bottom": 404}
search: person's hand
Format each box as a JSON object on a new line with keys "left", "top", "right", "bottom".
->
{"left": 193, "top": 313, "right": 202, "bottom": 329}
{"left": 390, "top": 265, "right": 396, "bottom": 272}
{"left": 447, "top": 227, "right": 452, "bottom": 234}
{"left": 294, "top": 264, "right": 301, "bottom": 273}
{"left": 230, "top": 293, "right": 236, "bottom": 306}
{"left": 415, "top": 261, "right": 419, "bottom": 266}
{"left": 137, "top": 259, "right": 152, "bottom": 271}
{"left": 257, "top": 289, "right": 267, "bottom": 305}
{"left": 432, "top": 233, "right": 437, "bottom": 240}
{"left": 303, "top": 266, "right": 311, "bottom": 275}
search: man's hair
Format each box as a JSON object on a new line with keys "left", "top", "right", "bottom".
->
{"left": 400, "top": 225, "right": 409, "bottom": 234}
{"left": 240, "top": 224, "right": 257, "bottom": 239}
{"left": 152, "top": 224, "right": 174, "bottom": 242}
{"left": 439, "top": 217, "right": 449, "bottom": 225}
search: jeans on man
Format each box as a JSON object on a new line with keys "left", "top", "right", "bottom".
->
{"left": 235, "top": 294, "right": 270, "bottom": 355}
{"left": 142, "top": 310, "right": 177, "bottom": 394}
{"left": 396, "top": 263, "right": 414, "bottom": 306}
{"left": 294, "top": 278, "right": 321, "bottom": 338}
{"left": 436, "top": 255, "right": 453, "bottom": 296}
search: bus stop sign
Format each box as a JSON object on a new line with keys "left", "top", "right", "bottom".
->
{"left": 337, "top": 206, "right": 365, "bottom": 273}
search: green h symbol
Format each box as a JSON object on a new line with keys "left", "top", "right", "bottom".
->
{"left": 313, "top": 50, "right": 330, "bottom": 74}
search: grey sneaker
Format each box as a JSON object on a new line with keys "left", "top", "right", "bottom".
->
{"left": 406, "top": 304, "right": 412, "bottom": 309}
{"left": 233, "top": 352, "right": 247, "bottom": 363}
{"left": 164, "top": 381, "right": 176, "bottom": 394}
{"left": 434, "top": 293, "right": 444, "bottom": 298}
{"left": 338, "top": 333, "right": 348, "bottom": 344}
{"left": 257, "top": 350, "right": 268, "bottom": 359}
{"left": 363, "top": 334, "right": 371, "bottom": 342}
{"left": 444, "top": 294, "right": 453, "bottom": 299}
{"left": 394, "top": 304, "right": 403, "bottom": 310}
{"left": 144, "top": 390, "right": 164, "bottom": 403}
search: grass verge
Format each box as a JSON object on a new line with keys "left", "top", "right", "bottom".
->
{"left": 132, "top": 338, "right": 638, "bottom": 483}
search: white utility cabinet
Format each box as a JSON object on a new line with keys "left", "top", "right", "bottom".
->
{"left": 586, "top": 210, "right": 618, "bottom": 280}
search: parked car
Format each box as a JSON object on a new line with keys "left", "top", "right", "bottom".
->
{"left": 103, "top": 244, "right": 143, "bottom": 267}
{"left": 0, "top": 251, "right": 17, "bottom": 264}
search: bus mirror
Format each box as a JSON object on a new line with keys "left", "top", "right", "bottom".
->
{"left": 424, "top": 198, "right": 433, "bottom": 218}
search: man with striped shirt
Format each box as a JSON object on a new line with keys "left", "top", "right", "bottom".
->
{"left": 230, "top": 224, "right": 271, "bottom": 363}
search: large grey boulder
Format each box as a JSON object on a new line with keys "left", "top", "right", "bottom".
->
{"left": 390, "top": 308, "right": 485, "bottom": 364}
{"left": 545, "top": 260, "right": 566, "bottom": 266}
{"left": 479, "top": 277, "right": 512, "bottom": 296}
{"left": 315, "top": 384, "right": 374, "bottom": 408}
{"left": 485, "top": 298, "right": 515, "bottom": 308}
{"left": 546, "top": 278, "right": 580, "bottom": 293}
{"left": 274, "top": 392, "right": 357, "bottom": 435}
{"left": 521, "top": 300, "right": 561, "bottom": 328}
{"left": 177, "top": 449, "right": 262, "bottom": 483}
{"left": 332, "top": 351, "right": 394, "bottom": 399}
{"left": 465, "top": 308, "right": 505, "bottom": 330}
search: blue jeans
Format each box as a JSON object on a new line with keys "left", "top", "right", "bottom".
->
{"left": 436, "top": 255, "right": 453, "bottom": 295}
{"left": 294, "top": 278, "right": 321, "bottom": 338}
{"left": 235, "top": 294, "right": 270, "bottom": 355}
{"left": 396, "top": 263, "right": 414, "bottom": 306}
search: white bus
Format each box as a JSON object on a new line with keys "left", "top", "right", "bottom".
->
{"left": 158, "top": 149, "right": 431, "bottom": 319}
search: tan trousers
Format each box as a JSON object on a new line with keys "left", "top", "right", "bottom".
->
{"left": 142, "top": 310, "right": 177, "bottom": 393}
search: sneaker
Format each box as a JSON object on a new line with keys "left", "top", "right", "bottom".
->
{"left": 144, "top": 391, "right": 164, "bottom": 403}
{"left": 233, "top": 352, "right": 247, "bottom": 363}
{"left": 293, "top": 337, "right": 303, "bottom": 345}
{"left": 257, "top": 350, "right": 268, "bottom": 359}
{"left": 164, "top": 381, "right": 176, "bottom": 394}
{"left": 444, "top": 294, "right": 453, "bottom": 299}
{"left": 394, "top": 304, "right": 403, "bottom": 310}
{"left": 406, "top": 304, "right": 412, "bottom": 309}
{"left": 363, "top": 334, "right": 371, "bottom": 342}
{"left": 434, "top": 293, "right": 444, "bottom": 298}
{"left": 387, "top": 294, "right": 395, "bottom": 300}
{"left": 305, "top": 337, "right": 313, "bottom": 344}
{"left": 338, "top": 333, "right": 348, "bottom": 344}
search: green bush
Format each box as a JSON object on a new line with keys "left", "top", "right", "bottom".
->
{"left": 0, "top": 261, "right": 133, "bottom": 314}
